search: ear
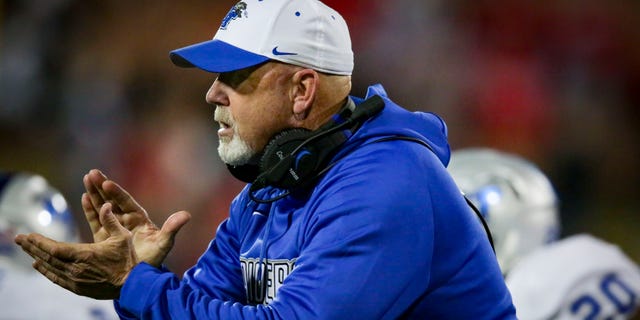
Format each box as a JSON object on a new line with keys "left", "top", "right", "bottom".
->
{"left": 290, "top": 69, "right": 318, "bottom": 121}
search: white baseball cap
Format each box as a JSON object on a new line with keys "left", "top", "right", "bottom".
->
{"left": 170, "top": 0, "right": 353, "bottom": 75}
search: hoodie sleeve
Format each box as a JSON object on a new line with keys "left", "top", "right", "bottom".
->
{"left": 114, "top": 194, "right": 258, "bottom": 319}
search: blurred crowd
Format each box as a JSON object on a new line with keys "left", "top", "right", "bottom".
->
{"left": 1, "top": 0, "right": 639, "bottom": 275}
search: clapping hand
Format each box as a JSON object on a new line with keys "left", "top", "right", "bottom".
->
{"left": 14, "top": 169, "right": 191, "bottom": 299}
{"left": 81, "top": 169, "right": 191, "bottom": 267}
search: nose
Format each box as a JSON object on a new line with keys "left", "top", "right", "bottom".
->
{"left": 205, "top": 79, "right": 229, "bottom": 106}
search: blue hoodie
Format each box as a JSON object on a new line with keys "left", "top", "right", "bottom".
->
{"left": 115, "top": 84, "right": 516, "bottom": 319}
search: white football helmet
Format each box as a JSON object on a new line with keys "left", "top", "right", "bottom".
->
{"left": 0, "top": 172, "right": 79, "bottom": 271}
{"left": 448, "top": 148, "right": 560, "bottom": 274}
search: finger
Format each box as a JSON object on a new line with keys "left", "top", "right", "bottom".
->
{"left": 83, "top": 171, "right": 108, "bottom": 214}
{"left": 99, "top": 203, "right": 129, "bottom": 237}
{"left": 81, "top": 192, "right": 102, "bottom": 235}
{"left": 32, "top": 259, "right": 78, "bottom": 294}
{"left": 14, "top": 233, "right": 27, "bottom": 245}
{"left": 91, "top": 170, "right": 127, "bottom": 215}
{"left": 32, "top": 252, "right": 119, "bottom": 300}
{"left": 16, "top": 234, "right": 86, "bottom": 286}
{"left": 161, "top": 211, "right": 191, "bottom": 236}
{"left": 101, "top": 179, "right": 146, "bottom": 216}
{"left": 86, "top": 169, "right": 129, "bottom": 215}
{"left": 15, "top": 233, "right": 58, "bottom": 263}
{"left": 16, "top": 234, "right": 89, "bottom": 295}
{"left": 159, "top": 211, "right": 191, "bottom": 249}
{"left": 20, "top": 233, "right": 91, "bottom": 263}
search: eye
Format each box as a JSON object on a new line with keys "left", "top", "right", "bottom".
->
{"left": 216, "top": 63, "right": 265, "bottom": 89}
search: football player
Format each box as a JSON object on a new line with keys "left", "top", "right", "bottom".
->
{"left": 449, "top": 148, "right": 640, "bottom": 320}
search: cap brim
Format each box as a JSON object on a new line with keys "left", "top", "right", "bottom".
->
{"left": 169, "top": 39, "right": 270, "bottom": 73}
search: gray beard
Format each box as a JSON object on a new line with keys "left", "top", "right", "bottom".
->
{"left": 218, "top": 134, "right": 256, "bottom": 166}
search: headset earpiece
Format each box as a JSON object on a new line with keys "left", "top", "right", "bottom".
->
{"left": 259, "top": 128, "right": 315, "bottom": 189}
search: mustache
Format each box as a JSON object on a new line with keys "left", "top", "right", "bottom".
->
{"left": 214, "top": 107, "right": 233, "bottom": 127}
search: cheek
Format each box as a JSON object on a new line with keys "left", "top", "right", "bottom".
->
{"left": 232, "top": 90, "right": 292, "bottom": 151}
{"left": 233, "top": 104, "right": 279, "bottom": 151}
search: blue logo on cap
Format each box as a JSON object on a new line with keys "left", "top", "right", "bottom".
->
{"left": 220, "top": 1, "right": 248, "bottom": 30}
{"left": 272, "top": 46, "right": 298, "bottom": 56}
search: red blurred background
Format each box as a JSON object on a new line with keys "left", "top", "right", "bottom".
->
{"left": 1, "top": 0, "right": 638, "bottom": 275}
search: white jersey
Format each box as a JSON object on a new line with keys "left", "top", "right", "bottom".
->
{"left": 506, "top": 234, "right": 640, "bottom": 320}
{"left": 0, "top": 260, "right": 119, "bottom": 320}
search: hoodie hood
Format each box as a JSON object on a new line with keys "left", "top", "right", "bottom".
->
{"left": 347, "top": 84, "right": 451, "bottom": 167}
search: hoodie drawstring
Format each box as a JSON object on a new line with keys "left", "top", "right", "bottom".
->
{"left": 255, "top": 191, "right": 281, "bottom": 301}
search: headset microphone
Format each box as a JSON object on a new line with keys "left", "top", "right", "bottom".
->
{"left": 286, "top": 95, "right": 384, "bottom": 158}
{"left": 348, "top": 96, "right": 385, "bottom": 123}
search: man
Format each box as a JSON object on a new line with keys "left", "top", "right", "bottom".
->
{"left": 0, "top": 172, "right": 119, "bottom": 320}
{"left": 448, "top": 148, "right": 640, "bottom": 319}
{"left": 15, "top": 0, "right": 515, "bottom": 318}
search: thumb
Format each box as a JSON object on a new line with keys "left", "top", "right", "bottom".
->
{"left": 99, "top": 202, "right": 127, "bottom": 237}
{"left": 159, "top": 211, "right": 191, "bottom": 241}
